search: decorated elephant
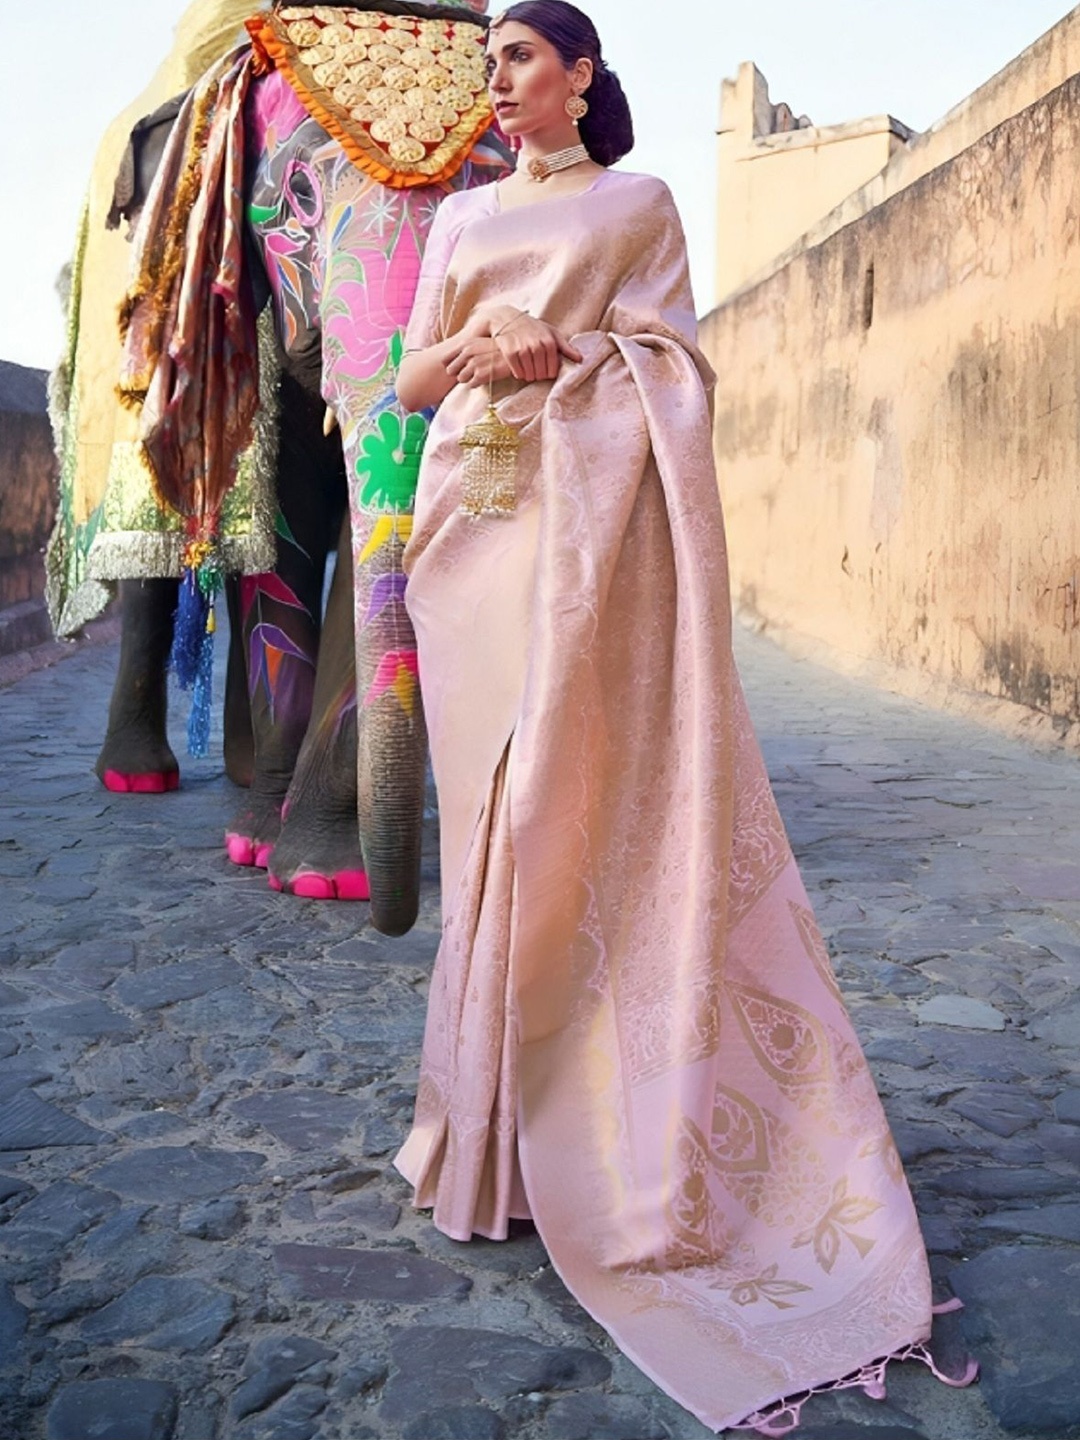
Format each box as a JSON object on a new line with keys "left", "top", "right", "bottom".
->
{"left": 49, "top": 0, "right": 509, "bottom": 932}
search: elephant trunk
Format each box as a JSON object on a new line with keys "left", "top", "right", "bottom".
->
{"left": 352, "top": 519, "right": 428, "bottom": 936}
{"left": 358, "top": 702, "right": 427, "bottom": 936}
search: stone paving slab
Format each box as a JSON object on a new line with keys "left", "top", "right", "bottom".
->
{"left": 1, "top": 626, "right": 1079, "bottom": 1439}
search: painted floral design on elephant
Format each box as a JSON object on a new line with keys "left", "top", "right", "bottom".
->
{"left": 239, "top": 570, "right": 317, "bottom": 723}
{"left": 245, "top": 65, "right": 511, "bottom": 760}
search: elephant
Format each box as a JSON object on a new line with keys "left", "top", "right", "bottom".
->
{"left": 54, "top": 0, "right": 510, "bottom": 933}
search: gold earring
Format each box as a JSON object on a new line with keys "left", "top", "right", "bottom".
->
{"left": 565, "top": 94, "right": 589, "bottom": 124}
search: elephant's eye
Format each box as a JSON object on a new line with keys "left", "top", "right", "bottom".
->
{"left": 284, "top": 160, "right": 323, "bottom": 227}
{"left": 289, "top": 167, "right": 313, "bottom": 201}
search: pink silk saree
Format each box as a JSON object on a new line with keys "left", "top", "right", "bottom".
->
{"left": 394, "top": 170, "right": 950, "bottom": 1433}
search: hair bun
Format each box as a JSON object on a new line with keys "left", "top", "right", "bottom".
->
{"left": 581, "top": 62, "right": 633, "bottom": 167}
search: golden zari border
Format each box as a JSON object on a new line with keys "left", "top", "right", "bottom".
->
{"left": 246, "top": 9, "right": 494, "bottom": 189}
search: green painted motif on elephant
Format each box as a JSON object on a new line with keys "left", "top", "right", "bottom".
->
{"left": 356, "top": 406, "right": 427, "bottom": 512}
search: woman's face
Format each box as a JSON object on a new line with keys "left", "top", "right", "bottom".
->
{"left": 485, "top": 20, "right": 587, "bottom": 138}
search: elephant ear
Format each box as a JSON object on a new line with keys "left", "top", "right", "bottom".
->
{"left": 108, "top": 94, "right": 187, "bottom": 232}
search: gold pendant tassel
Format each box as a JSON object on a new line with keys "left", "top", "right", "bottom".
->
{"left": 459, "top": 401, "right": 521, "bottom": 517}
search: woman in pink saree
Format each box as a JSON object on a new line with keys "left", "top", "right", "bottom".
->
{"left": 392, "top": 3, "right": 975, "bottom": 1431}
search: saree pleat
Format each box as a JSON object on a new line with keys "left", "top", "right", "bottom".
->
{"left": 396, "top": 749, "right": 530, "bottom": 1241}
{"left": 396, "top": 171, "right": 936, "bottom": 1433}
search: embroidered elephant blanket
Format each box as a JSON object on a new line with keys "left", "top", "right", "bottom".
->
{"left": 46, "top": 0, "right": 272, "bottom": 638}
{"left": 48, "top": 0, "right": 499, "bottom": 640}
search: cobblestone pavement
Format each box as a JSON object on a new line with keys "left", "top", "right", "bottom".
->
{"left": 1, "top": 624, "right": 1079, "bottom": 1440}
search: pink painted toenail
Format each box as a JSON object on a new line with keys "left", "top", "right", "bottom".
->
{"left": 267, "top": 873, "right": 284, "bottom": 892}
{"left": 226, "top": 833, "right": 256, "bottom": 866}
{"left": 103, "top": 769, "right": 179, "bottom": 794}
{"left": 290, "top": 873, "right": 336, "bottom": 900}
{"left": 332, "top": 870, "right": 370, "bottom": 901}
{"left": 253, "top": 843, "right": 274, "bottom": 870}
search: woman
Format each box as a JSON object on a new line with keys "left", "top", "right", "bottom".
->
{"left": 393, "top": 3, "right": 973, "bottom": 1431}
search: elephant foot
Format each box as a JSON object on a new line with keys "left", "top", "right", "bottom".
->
{"left": 266, "top": 797, "right": 367, "bottom": 902}
{"left": 267, "top": 868, "right": 370, "bottom": 901}
{"left": 98, "top": 577, "right": 179, "bottom": 794}
{"left": 96, "top": 730, "right": 179, "bottom": 793}
{"left": 225, "top": 793, "right": 284, "bottom": 869}
{"left": 101, "top": 768, "right": 181, "bottom": 794}
{"left": 225, "top": 833, "right": 275, "bottom": 869}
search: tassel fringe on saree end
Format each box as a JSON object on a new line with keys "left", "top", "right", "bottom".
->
{"left": 737, "top": 1299, "right": 979, "bottom": 1437}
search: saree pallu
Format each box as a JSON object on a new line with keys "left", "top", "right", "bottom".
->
{"left": 395, "top": 172, "right": 938, "bottom": 1433}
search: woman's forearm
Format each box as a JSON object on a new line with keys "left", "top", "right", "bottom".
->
{"left": 397, "top": 336, "right": 467, "bottom": 413}
{"left": 397, "top": 305, "right": 526, "bottom": 412}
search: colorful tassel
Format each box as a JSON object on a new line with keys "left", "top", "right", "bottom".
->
{"left": 186, "top": 607, "right": 216, "bottom": 758}
{"left": 169, "top": 538, "right": 223, "bottom": 759}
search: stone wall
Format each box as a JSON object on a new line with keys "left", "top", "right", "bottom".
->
{"left": 700, "top": 71, "right": 1080, "bottom": 732}
{"left": 716, "top": 62, "right": 910, "bottom": 301}
{"left": 0, "top": 361, "right": 56, "bottom": 609}
{"left": 739, "top": 7, "right": 1080, "bottom": 297}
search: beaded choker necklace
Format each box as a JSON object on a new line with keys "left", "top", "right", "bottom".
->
{"left": 525, "top": 143, "right": 590, "bottom": 182}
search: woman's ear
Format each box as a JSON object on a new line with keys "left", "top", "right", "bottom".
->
{"left": 573, "top": 57, "right": 594, "bottom": 93}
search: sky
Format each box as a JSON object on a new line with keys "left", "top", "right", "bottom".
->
{"left": 0, "top": 0, "right": 1074, "bottom": 371}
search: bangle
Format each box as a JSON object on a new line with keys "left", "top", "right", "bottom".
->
{"left": 493, "top": 309, "right": 528, "bottom": 339}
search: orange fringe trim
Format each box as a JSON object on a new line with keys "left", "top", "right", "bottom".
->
{"left": 245, "top": 13, "right": 494, "bottom": 190}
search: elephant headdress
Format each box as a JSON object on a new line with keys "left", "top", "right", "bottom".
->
{"left": 248, "top": 2, "right": 495, "bottom": 188}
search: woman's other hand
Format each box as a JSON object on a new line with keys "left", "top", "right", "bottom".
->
{"left": 492, "top": 314, "right": 583, "bottom": 383}
{"left": 446, "top": 318, "right": 582, "bottom": 389}
{"left": 445, "top": 337, "right": 516, "bottom": 389}
{"left": 397, "top": 313, "right": 584, "bottom": 410}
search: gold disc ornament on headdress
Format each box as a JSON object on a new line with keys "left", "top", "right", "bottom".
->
{"left": 248, "top": 3, "right": 495, "bottom": 186}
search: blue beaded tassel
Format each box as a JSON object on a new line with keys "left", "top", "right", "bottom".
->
{"left": 169, "top": 539, "right": 223, "bottom": 759}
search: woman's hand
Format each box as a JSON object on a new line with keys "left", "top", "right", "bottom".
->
{"left": 445, "top": 318, "right": 582, "bottom": 389}
{"left": 444, "top": 337, "right": 516, "bottom": 389}
{"left": 397, "top": 312, "right": 584, "bottom": 410}
{"left": 490, "top": 314, "right": 583, "bottom": 384}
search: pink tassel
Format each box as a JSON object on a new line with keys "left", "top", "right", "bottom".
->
{"left": 737, "top": 1331, "right": 978, "bottom": 1436}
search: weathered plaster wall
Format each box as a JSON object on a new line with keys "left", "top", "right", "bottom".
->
{"left": 738, "top": 6, "right": 1080, "bottom": 298}
{"left": 701, "top": 72, "right": 1080, "bottom": 730}
{"left": 0, "top": 364, "right": 56, "bottom": 607}
{"left": 716, "top": 62, "right": 909, "bottom": 302}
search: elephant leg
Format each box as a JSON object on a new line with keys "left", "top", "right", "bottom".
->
{"left": 225, "top": 372, "right": 341, "bottom": 866}
{"left": 266, "top": 512, "right": 364, "bottom": 899}
{"left": 96, "top": 578, "right": 180, "bottom": 793}
{"left": 223, "top": 577, "right": 255, "bottom": 788}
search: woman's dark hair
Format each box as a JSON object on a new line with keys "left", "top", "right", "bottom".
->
{"left": 494, "top": 1, "right": 634, "bottom": 167}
